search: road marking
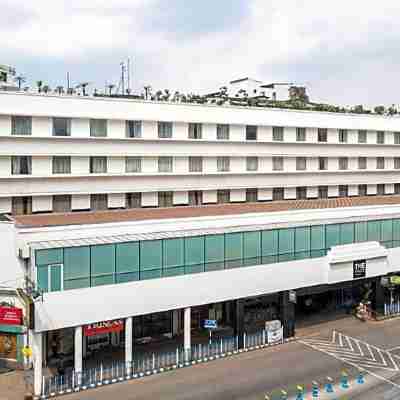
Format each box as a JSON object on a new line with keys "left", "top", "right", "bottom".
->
{"left": 388, "top": 346, "right": 400, "bottom": 352}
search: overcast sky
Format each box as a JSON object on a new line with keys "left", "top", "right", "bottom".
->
{"left": 2, "top": 0, "right": 400, "bottom": 106}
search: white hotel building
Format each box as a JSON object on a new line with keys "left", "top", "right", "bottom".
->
{"left": 2, "top": 89, "right": 400, "bottom": 396}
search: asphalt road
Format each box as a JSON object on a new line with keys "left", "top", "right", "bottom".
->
{"left": 67, "top": 316, "right": 400, "bottom": 400}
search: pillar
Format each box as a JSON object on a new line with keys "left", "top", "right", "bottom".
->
{"left": 82, "top": 334, "right": 87, "bottom": 358}
{"left": 233, "top": 299, "right": 245, "bottom": 348}
{"left": 373, "top": 277, "right": 385, "bottom": 315}
{"left": 280, "top": 291, "right": 296, "bottom": 338}
{"left": 172, "top": 310, "right": 180, "bottom": 336}
{"left": 74, "top": 326, "right": 83, "bottom": 383}
{"left": 125, "top": 317, "right": 133, "bottom": 376}
{"left": 32, "top": 331, "right": 43, "bottom": 397}
{"left": 184, "top": 307, "right": 191, "bottom": 362}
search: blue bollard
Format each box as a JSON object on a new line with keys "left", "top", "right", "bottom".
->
{"left": 357, "top": 372, "right": 365, "bottom": 384}
{"left": 296, "top": 385, "right": 304, "bottom": 400}
{"left": 340, "top": 371, "right": 349, "bottom": 389}
{"left": 325, "top": 376, "right": 334, "bottom": 393}
{"left": 312, "top": 381, "right": 319, "bottom": 398}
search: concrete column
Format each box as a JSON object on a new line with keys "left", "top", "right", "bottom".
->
{"left": 373, "top": 277, "right": 385, "bottom": 315}
{"left": 125, "top": 317, "right": 133, "bottom": 375}
{"left": 172, "top": 310, "right": 180, "bottom": 336}
{"left": 32, "top": 331, "right": 43, "bottom": 397}
{"left": 184, "top": 307, "right": 191, "bottom": 362}
{"left": 74, "top": 326, "right": 83, "bottom": 383}
{"left": 280, "top": 291, "right": 296, "bottom": 338}
{"left": 82, "top": 334, "right": 87, "bottom": 358}
{"left": 233, "top": 299, "right": 245, "bottom": 348}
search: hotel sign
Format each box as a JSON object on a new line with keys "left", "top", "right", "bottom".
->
{"left": 353, "top": 259, "right": 367, "bottom": 279}
{"left": 84, "top": 319, "right": 124, "bottom": 337}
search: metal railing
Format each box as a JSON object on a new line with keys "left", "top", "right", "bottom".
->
{"left": 42, "top": 329, "right": 282, "bottom": 397}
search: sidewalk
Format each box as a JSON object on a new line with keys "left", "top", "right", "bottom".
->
{"left": 0, "top": 370, "right": 26, "bottom": 400}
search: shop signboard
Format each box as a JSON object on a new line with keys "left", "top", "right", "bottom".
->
{"left": 390, "top": 276, "right": 400, "bottom": 286}
{"left": 265, "top": 319, "right": 283, "bottom": 344}
{"left": 84, "top": 319, "right": 124, "bottom": 337}
{"left": 203, "top": 319, "right": 218, "bottom": 329}
{"left": 353, "top": 259, "right": 366, "bottom": 279}
{"left": 0, "top": 306, "right": 23, "bottom": 326}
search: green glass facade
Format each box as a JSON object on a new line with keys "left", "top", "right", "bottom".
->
{"left": 35, "top": 218, "right": 400, "bottom": 292}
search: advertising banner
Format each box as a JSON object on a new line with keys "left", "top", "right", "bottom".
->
{"left": 84, "top": 319, "right": 124, "bottom": 337}
{"left": 0, "top": 306, "right": 23, "bottom": 326}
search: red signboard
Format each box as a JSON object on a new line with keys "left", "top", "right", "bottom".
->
{"left": 0, "top": 306, "right": 23, "bottom": 326}
{"left": 84, "top": 319, "right": 124, "bottom": 337}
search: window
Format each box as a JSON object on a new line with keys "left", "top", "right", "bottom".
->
{"left": 126, "top": 193, "right": 142, "bottom": 208}
{"left": 296, "top": 127, "right": 306, "bottom": 142}
{"left": 272, "top": 187, "right": 284, "bottom": 201}
{"left": 358, "top": 184, "right": 367, "bottom": 196}
{"left": 339, "top": 157, "right": 348, "bottom": 170}
{"left": 395, "top": 132, "right": 400, "bottom": 145}
{"left": 318, "top": 128, "right": 327, "bottom": 142}
{"left": 90, "top": 119, "right": 107, "bottom": 137}
{"left": 11, "top": 116, "right": 31, "bottom": 135}
{"left": 246, "top": 188, "right": 258, "bottom": 202}
{"left": 12, "top": 196, "right": 32, "bottom": 215}
{"left": 158, "top": 156, "right": 173, "bottom": 173}
{"left": 377, "top": 131, "right": 385, "bottom": 144}
{"left": 318, "top": 186, "right": 328, "bottom": 199}
{"left": 90, "top": 156, "right": 107, "bottom": 173}
{"left": 246, "top": 156, "right": 258, "bottom": 171}
{"left": 246, "top": 125, "right": 257, "bottom": 140}
{"left": 358, "top": 130, "right": 367, "bottom": 143}
{"left": 53, "top": 195, "right": 71, "bottom": 213}
{"left": 37, "top": 264, "right": 63, "bottom": 293}
{"left": 395, "top": 158, "right": 400, "bottom": 169}
{"left": 217, "top": 190, "right": 230, "bottom": 203}
{"left": 339, "top": 129, "right": 348, "bottom": 143}
{"left": 52, "top": 118, "right": 71, "bottom": 136}
{"left": 296, "top": 157, "right": 306, "bottom": 171}
{"left": 158, "top": 191, "right": 173, "bottom": 207}
{"left": 339, "top": 185, "right": 348, "bottom": 197}
{"left": 358, "top": 157, "right": 367, "bottom": 169}
{"left": 126, "top": 120, "right": 141, "bottom": 138}
{"left": 189, "top": 191, "right": 202, "bottom": 206}
{"left": 377, "top": 184, "right": 385, "bottom": 195}
{"left": 90, "top": 194, "right": 108, "bottom": 210}
{"left": 272, "top": 126, "right": 284, "bottom": 141}
{"left": 189, "top": 156, "right": 203, "bottom": 172}
{"left": 158, "top": 121, "right": 173, "bottom": 138}
{"left": 52, "top": 156, "right": 71, "bottom": 174}
{"left": 319, "top": 157, "right": 328, "bottom": 170}
{"left": 188, "top": 123, "right": 202, "bottom": 139}
{"left": 377, "top": 157, "right": 385, "bottom": 169}
{"left": 273, "top": 156, "right": 283, "bottom": 171}
{"left": 11, "top": 156, "right": 31, "bottom": 175}
{"left": 125, "top": 157, "right": 141, "bottom": 173}
{"left": 296, "top": 187, "right": 307, "bottom": 200}
{"left": 395, "top": 183, "right": 400, "bottom": 195}
{"left": 217, "top": 156, "right": 230, "bottom": 172}
{"left": 217, "top": 124, "right": 229, "bottom": 140}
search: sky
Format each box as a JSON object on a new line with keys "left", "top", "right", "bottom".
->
{"left": 2, "top": 0, "right": 400, "bottom": 106}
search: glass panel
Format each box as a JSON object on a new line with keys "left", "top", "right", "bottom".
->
{"left": 205, "top": 235, "right": 224, "bottom": 270}
{"left": 116, "top": 242, "right": 139, "bottom": 273}
{"left": 340, "top": 223, "right": 354, "bottom": 245}
{"left": 381, "top": 220, "right": 393, "bottom": 242}
{"left": 311, "top": 249, "right": 326, "bottom": 258}
{"left": 64, "top": 278, "right": 91, "bottom": 290}
{"left": 185, "top": 265, "right": 204, "bottom": 274}
{"left": 278, "top": 229, "right": 295, "bottom": 255}
{"left": 37, "top": 266, "right": 48, "bottom": 292}
{"left": 225, "top": 233, "right": 243, "bottom": 268}
{"left": 92, "top": 275, "right": 114, "bottom": 287}
{"left": 295, "top": 227, "right": 310, "bottom": 253}
{"left": 326, "top": 224, "right": 340, "bottom": 249}
{"left": 140, "top": 269, "right": 162, "bottom": 280}
{"left": 116, "top": 272, "right": 139, "bottom": 283}
{"left": 64, "top": 246, "right": 90, "bottom": 280}
{"left": 261, "top": 230, "right": 278, "bottom": 256}
{"left": 140, "top": 240, "right": 162, "bottom": 271}
{"left": 163, "top": 238, "right": 184, "bottom": 269}
{"left": 311, "top": 226, "right": 325, "bottom": 250}
{"left": 185, "top": 236, "right": 204, "bottom": 270}
{"left": 355, "top": 222, "right": 368, "bottom": 242}
{"left": 295, "top": 251, "right": 310, "bottom": 260}
{"left": 278, "top": 253, "right": 295, "bottom": 262}
{"left": 367, "top": 221, "right": 381, "bottom": 242}
{"left": 163, "top": 267, "right": 185, "bottom": 277}
{"left": 243, "top": 231, "right": 261, "bottom": 266}
{"left": 36, "top": 248, "right": 63, "bottom": 265}
{"left": 50, "top": 265, "right": 62, "bottom": 292}
{"left": 393, "top": 219, "right": 400, "bottom": 241}
{"left": 91, "top": 244, "right": 116, "bottom": 276}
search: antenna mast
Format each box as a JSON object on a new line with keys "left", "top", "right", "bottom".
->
{"left": 120, "top": 62, "right": 125, "bottom": 95}
{"left": 127, "top": 58, "right": 131, "bottom": 94}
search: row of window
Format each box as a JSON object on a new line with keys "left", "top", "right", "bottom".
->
{"left": 9, "top": 155, "right": 400, "bottom": 175}
{"left": 10, "top": 184, "right": 400, "bottom": 215}
{"left": 35, "top": 218, "right": 400, "bottom": 292}
{"left": 9, "top": 116, "right": 400, "bottom": 143}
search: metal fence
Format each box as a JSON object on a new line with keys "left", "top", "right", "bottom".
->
{"left": 42, "top": 329, "right": 280, "bottom": 398}
{"left": 384, "top": 301, "right": 400, "bottom": 316}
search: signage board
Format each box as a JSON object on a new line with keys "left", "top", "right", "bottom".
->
{"left": 289, "top": 290, "right": 297, "bottom": 304}
{"left": 267, "top": 327, "right": 283, "bottom": 344}
{"left": 84, "top": 319, "right": 124, "bottom": 337}
{"left": 390, "top": 276, "right": 400, "bottom": 286}
{"left": 203, "top": 319, "right": 218, "bottom": 329}
{"left": 0, "top": 306, "right": 23, "bottom": 326}
{"left": 353, "top": 259, "right": 366, "bottom": 279}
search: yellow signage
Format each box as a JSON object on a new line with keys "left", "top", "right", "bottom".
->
{"left": 22, "top": 346, "right": 32, "bottom": 358}
{"left": 390, "top": 276, "right": 400, "bottom": 285}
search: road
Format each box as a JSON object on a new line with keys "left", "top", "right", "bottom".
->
{"left": 67, "top": 316, "right": 400, "bottom": 400}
